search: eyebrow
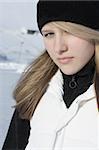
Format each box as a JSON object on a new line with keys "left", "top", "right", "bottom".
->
{"left": 41, "top": 30, "right": 54, "bottom": 33}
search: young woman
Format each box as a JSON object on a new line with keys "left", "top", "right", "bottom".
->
{"left": 3, "top": 1, "right": 99, "bottom": 150}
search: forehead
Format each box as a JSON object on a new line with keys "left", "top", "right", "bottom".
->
{"left": 41, "top": 21, "right": 71, "bottom": 33}
{"left": 41, "top": 22, "right": 56, "bottom": 31}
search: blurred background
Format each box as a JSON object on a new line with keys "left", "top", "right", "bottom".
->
{"left": 0, "top": 0, "right": 44, "bottom": 149}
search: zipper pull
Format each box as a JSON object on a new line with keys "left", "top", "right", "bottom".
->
{"left": 69, "top": 76, "right": 77, "bottom": 89}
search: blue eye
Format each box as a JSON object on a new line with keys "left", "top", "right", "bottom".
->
{"left": 43, "top": 32, "right": 54, "bottom": 38}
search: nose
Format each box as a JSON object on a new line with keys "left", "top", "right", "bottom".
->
{"left": 54, "top": 33, "right": 68, "bottom": 54}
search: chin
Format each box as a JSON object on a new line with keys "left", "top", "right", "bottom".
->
{"left": 61, "top": 68, "right": 79, "bottom": 75}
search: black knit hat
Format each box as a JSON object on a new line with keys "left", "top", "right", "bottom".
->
{"left": 37, "top": 1, "right": 99, "bottom": 32}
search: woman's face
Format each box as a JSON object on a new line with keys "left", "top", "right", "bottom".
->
{"left": 41, "top": 22, "right": 95, "bottom": 75}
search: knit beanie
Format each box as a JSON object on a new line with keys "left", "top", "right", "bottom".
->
{"left": 37, "top": 1, "right": 99, "bottom": 32}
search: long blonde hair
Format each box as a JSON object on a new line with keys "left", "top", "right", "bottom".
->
{"left": 14, "top": 22, "right": 99, "bottom": 120}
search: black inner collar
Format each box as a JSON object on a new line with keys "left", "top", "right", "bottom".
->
{"left": 61, "top": 57, "right": 95, "bottom": 108}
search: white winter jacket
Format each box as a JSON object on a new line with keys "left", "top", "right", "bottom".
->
{"left": 25, "top": 70, "right": 99, "bottom": 150}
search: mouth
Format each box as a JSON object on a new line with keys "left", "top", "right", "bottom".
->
{"left": 58, "top": 57, "right": 74, "bottom": 64}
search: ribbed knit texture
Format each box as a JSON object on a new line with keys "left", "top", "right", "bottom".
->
{"left": 37, "top": 1, "right": 99, "bottom": 32}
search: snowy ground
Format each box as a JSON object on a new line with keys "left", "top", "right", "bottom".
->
{"left": 0, "top": 50, "right": 43, "bottom": 150}
{"left": 0, "top": 1, "right": 44, "bottom": 148}
{"left": 0, "top": 58, "right": 42, "bottom": 149}
{"left": 0, "top": 32, "right": 44, "bottom": 150}
{"left": 0, "top": 69, "right": 20, "bottom": 149}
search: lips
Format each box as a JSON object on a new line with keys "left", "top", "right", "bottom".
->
{"left": 58, "top": 57, "right": 74, "bottom": 64}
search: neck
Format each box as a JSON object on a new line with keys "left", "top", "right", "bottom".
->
{"left": 61, "top": 56, "right": 95, "bottom": 108}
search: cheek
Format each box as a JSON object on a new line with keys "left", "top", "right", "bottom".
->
{"left": 78, "top": 43, "right": 95, "bottom": 63}
{"left": 75, "top": 39, "right": 95, "bottom": 56}
{"left": 43, "top": 39, "right": 54, "bottom": 51}
{"left": 43, "top": 39, "right": 55, "bottom": 52}
{"left": 83, "top": 42, "right": 95, "bottom": 57}
{"left": 43, "top": 40, "right": 55, "bottom": 58}
{"left": 43, "top": 40, "right": 53, "bottom": 54}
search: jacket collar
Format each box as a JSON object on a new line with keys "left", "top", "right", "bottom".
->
{"left": 48, "top": 69, "right": 95, "bottom": 104}
{"left": 48, "top": 70, "right": 96, "bottom": 132}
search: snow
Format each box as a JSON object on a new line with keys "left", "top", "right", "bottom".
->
{"left": 0, "top": 0, "right": 44, "bottom": 149}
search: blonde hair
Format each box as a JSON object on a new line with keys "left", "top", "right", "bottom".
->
{"left": 14, "top": 21, "right": 99, "bottom": 120}
{"left": 14, "top": 52, "right": 58, "bottom": 119}
{"left": 52, "top": 22, "right": 99, "bottom": 109}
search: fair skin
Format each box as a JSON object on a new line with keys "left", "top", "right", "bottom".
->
{"left": 41, "top": 22, "right": 95, "bottom": 75}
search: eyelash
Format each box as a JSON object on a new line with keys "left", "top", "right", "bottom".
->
{"left": 42, "top": 30, "right": 69, "bottom": 38}
{"left": 43, "top": 32, "right": 54, "bottom": 38}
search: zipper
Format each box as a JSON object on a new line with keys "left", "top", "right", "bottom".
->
{"left": 69, "top": 76, "right": 77, "bottom": 89}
